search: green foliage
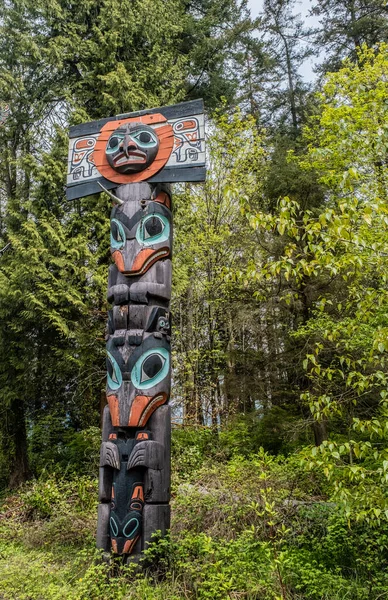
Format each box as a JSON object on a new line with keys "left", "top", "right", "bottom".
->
{"left": 1, "top": 448, "right": 387, "bottom": 599}
{"left": 29, "top": 415, "right": 100, "bottom": 477}
{"left": 311, "top": 0, "right": 388, "bottom": 72}
{"left": 172, "top": 109, "right": 266, "bottom": 425}
{"left": 18, "top": 474, "right": 97, "bottom": 521}
{"left": 219, "top": 407, "right": 310, "bottom": 457}
{"left": 247, "top": 44, "right": 388, "bottom": 523}
{"left": 172, "top": 426, "right": 218, "bottom": 482}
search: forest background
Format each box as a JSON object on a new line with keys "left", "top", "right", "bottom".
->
{"left": 0, "top": 0, "right": 388, "bottom": 598}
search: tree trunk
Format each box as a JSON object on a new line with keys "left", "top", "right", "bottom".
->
{"left": 279, "top": 30, "right": 298, "bottom": 131}
{"left": 312, "top": 420, "right": 327, "bottom": 447}
{"left": 7, "top": 399, "right": 30, "bottom": 488}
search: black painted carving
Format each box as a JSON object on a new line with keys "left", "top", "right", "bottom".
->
{"left": 96, "top": 182, "right": 172, "bottom": 560}
{"left": 67, "top": 100, "right": 206, "bottom": 562}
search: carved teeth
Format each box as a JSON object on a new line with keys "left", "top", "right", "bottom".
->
{"left": 116, "top": 155, "right": 146, "bottom": 165}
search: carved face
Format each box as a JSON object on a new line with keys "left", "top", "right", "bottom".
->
{"left": 106, "top": 331, "right": 170, "bottom": 428}
{"left": 110, "top": 200, "right": 172, "bottom": 276}
{"left": 110, "top": 451, "right": 145, "bottom": 555}
{"left": 106, "top": 123, "right": 159, "bottom": 173}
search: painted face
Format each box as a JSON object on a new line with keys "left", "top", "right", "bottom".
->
{"left": 106, "top": 123, "right": 159, "bottom": 173}
{"left": 110, "top": 200, "right": 172, "bottom": 276}
{"left": 109, "top": 439, "right": 146, "bottom": 555}
{"left": 106, "top": 333, "right": 170, "bottom": 428}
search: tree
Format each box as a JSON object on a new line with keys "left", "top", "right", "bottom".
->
{"left": 261, "top": 0, "right": 314, "bottom": 132}
{"left": 248, "top": 45, "right": 388, "bottom": 519}
{"left": 172, "top": 110, "right": 266, "bottom": 426}
{"left": 311, "top": 0, "right": 388, "bottom": 72}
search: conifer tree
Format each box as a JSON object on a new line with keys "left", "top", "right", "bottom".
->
{"left": 311, "top": 0, "right": 388, "bottom": 71}
{"left": 262, "top": 0, "right": 314, "bottom": 132}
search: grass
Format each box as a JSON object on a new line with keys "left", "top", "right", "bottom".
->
{"left": 0, "top": 446, "right": 386, "bottom": 599}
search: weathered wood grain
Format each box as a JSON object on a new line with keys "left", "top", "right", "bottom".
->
{"left": 70, "top": 99, "right": 204, "bottom": 137}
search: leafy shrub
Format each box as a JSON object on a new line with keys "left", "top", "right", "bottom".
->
{"left": 219, "top": 408, "right": 309, "bottom": 458}
{"left": 171, "top": 426, "right": 222, "bottom": 482}
{"left": 0, "top": 450, "right": 387, "bottom": 599}
{"left": 29, "top": 413, "right": 100, "bottom": 477}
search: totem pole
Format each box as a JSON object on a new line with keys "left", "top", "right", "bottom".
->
{"left": 66, "top": 100, "right": 205, "bottom": 559}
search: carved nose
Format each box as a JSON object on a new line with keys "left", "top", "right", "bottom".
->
{"left": 125, "top": 143, "right": 137, "bottom": 156}
{"left": 123, "top": 137, "right": 138, "bottom": 157}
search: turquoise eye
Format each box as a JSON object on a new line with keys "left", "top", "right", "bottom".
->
{"left": 107, "top": 352, "right": 122, "bottom": 390}
{"left": 106, "top": 134, "right": 124, "bottom": 154}
{"left": 131, "top": 348, "right": 170, "bottom": 390}
{"left": 110, "top": 219, "right": 126, "bottom": 250}
{"left": 123, "top": 518, "right": 139, "bottom": 538}
{"left": 132, "top": 130, "right": 158, "bottom": 147}
{"left": 110, "top": 516, "right": 119, "bottom": 537}
{"left": 136, "top": 215, "right": 170, "bottom": 246}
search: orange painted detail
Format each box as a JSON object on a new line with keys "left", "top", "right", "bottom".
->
{"left": 130, "top": 247, "right": 169, "bottom": 275}
{"left": 128, "top": 395, "right": 150, "bottom": 426}
{"left": 107, "top": 394, "right": 120, "bottom": 426}
{"left": 75, "top": 138, "right": 95, "bottom": 150}
{"left": 112, "top": 247, "right": 169, "bottom": 275}
{"left": 108, "top": 433, "right": 117, "bottom": 440}
{"left": 93, "top": 114, "right": 174, "bottom": 184}
{"left": 123, "top": 536, "right": 139, "bottom": 554}
{"left": 139, "top": 393, "right": 167, "bottom": 427}
{"left": 111, "top": 539, "right": 118, "bottom": 553}
{"left": 111, "top": 486, "right": 115, "bottom": 499}
{"left": 128, "top": 393, "right": 168, "bottom": 427}
{"left": 132, "top": 485, "right": 144, "bottom": 502}
{"left": 112, "top": 250, "right": 125, "bottom": 272}
{"left": 136, "top": 432, "right": 149, "bottom": 440}
{"left": 153, "top": 191, "right": 171, "bottom": 209}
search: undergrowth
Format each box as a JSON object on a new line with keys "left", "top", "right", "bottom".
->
{"left": 0, "top": 430, "right": 387, "bottom": 599}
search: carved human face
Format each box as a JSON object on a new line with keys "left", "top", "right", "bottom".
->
{"left": 106, "top": 123, "right": 159, "bottom": 173}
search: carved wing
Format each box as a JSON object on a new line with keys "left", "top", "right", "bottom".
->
{"left": 100, "top": 441, "right": 120, "bottom": 470}
{"left": 127, "top": 441, "right": 164, "bottom": 471}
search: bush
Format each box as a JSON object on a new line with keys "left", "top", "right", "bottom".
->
{"left": 28, "top": 413, "right": 100, "bottom": 477}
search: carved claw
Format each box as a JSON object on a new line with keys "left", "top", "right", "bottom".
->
{"left": 100, "top": 442, "right": 120, "bottom": 470}
{"left": 127, "top": 441, "right": 164, "bottom": 471}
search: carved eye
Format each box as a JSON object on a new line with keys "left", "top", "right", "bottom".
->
{"left": 110, "top": 516, "right": 119, "bottom": 537}
{"left": 139, "top": 132, "right": 151, "bottom": 143}
{"left": 141, "top": 353, "right": 166, "bottom": 383}
{"left": 106, "top": 134, "right": 124, "bottom": 153}
{"left": 110, "top": 219, "right": 126, "bottom": 250}
{"left": 131, "top": 348, "right": 170, "bottom": 390}
{"left": 144, "top": 217, "right": 163, "bottom": 239}
{"left": 123, "top": 517, "right": 140, "bottom": 539}
{"left": 133, "top": 129, "right": 158, "bottom": 147}
{"left": 107, "top": 351, "right": 122, "bottom": 390}
{"left": 136, "top": 214, "right": 170, "bottom": 246}
{"left": 158, "top": 318, "right": 170, "bottom": 330}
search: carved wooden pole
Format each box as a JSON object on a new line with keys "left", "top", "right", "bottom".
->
{"left": 66, "top": 100, "right": 205, "bottom": 560}
{"left": 97, "top": 181, "right": 172, "bottom": 557}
